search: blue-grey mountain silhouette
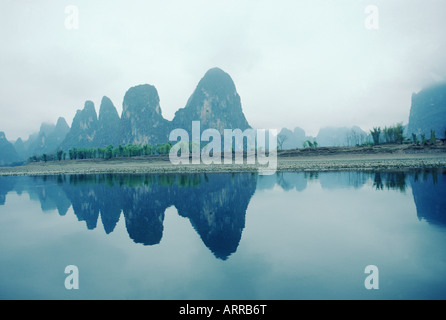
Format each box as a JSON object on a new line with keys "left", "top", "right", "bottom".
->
{"left": 120, "top": 84, "right": 171, "bottom": 146}
{"left": 94, "top": 96, "right": 121, "bottom": 147}
{"left": 8, "top": 68, "right": 252, "bottom": 159}
{"left": 172, "top": 67, "right": 251, "bottom": 135}
{"left": 408, "top": 83, "right": 446, "bottom": 138}
{"left": 60, "top": 101, "right": 98, "bottom": 150}
{"left": 0, "top": 132, "right": 20, "bottom": 165}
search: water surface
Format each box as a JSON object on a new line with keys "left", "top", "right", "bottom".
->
{"left": 0, "top": 169, "right": 445, "bottom": 299}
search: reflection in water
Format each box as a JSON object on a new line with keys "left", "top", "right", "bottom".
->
{"left": 373, "top": 171, "right": 408, "bottom": 192}
{"left": 0, "top": 169, "right": 444, "bottom": 259}
{"left": 0, "top": 173, "right": 257, "bottom": 260}
{"left": 410, "top": 170, "right": 446, "bottom": 226}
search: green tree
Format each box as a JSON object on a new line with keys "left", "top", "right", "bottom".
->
{"left": 430, "top": 129, "right": 436, "bottom": 145}
{"left": 105, "top": 145, "right": 113, "bottom": 159}
{"left": 303, "top": 140, "right": 317, "bottom": 149}
{"left": 383, "top": 126, "right": 393, "bottom": 143}
{"left": 117, "top": 145, "right": 124, "bottom": 157}
{"left": 97, "top": 147, "right": 105, "bottom": 159}
{"left": 421, "top": 133, "right": 427, "bottom": 145}
{"left": 411, "top": 133, "right": 419, "bottom": 145}
{"left": 157, "top": 143, "right": 172, "bottom": 155}
{"left": 56, "top": 150, "right": 64, "bottom": 161}
{"left": 143, "top": 144, "right": 153, "bottom": 155}
{"left": 69, "top": 148, "right": 78, "bottom": 160}
{"left": 394, "top": 123, "right": 404, "bottom": 144}
{"left": 277, "top": 134, "right": 288, "bottom": 151}
{"left": 370, "top": 127, "right": 381, "bottom": 145}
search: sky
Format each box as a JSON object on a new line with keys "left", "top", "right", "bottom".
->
{"left": 1, "top": 0, "right": 445, "bottom": 141}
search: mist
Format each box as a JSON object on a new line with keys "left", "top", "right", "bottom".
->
{"left": 1, "top": 0, "right": 445, "bottom": 141}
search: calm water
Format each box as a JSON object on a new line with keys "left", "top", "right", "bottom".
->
{"left": 0, "top": 169, "right": 445, "bottom": 300}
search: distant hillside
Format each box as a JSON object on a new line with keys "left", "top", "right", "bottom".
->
{"left": 316, "top": 126, "right": 368, "bottom": 147}
{"left": 278, "top": 127, "right": 311, "bottom": 149}
{"left": 408, "top": 83, "right": 446, "bottom": 138}
{"left": 26, "top": 117, "right": 70, "bottom": 157}
{"left": 279, "top": 125, "right": 369, "bottom": 149}
{"left": 0, "top": 132, "right": 20, "bottom": 165}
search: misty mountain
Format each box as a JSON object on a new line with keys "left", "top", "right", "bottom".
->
{"left": 316, "top": 126, "right": 368, "bottom": 147}
{"left": 94, "top": 96, "right": 121, "bottom": 148}
{"left": 48, "top": 117, "right": 70, "bottom": 149}
{"left": 120, "top": 84, "right": 171, "bottom": 146}
{"left": 58, "top": 87, "right": 172, "bottom": 151}
{"left": 58, "top": 67, "right": 252, "bottom": 152}
{"left": 27, "top": 117, "right": 70, "bottom": 156}
{"left": 172, "top": 67, "right": 251, "bottom": 134}
{"left": 408, "top": 83, "right": 446, "bottom": 138}
{"left": 1, "top": 67, "right": 386, "bottom": 163}
{"left": 278, "top": 127, "right": 311, "bottom": 149}
{"left": 12, "top": 67, "right": 252, "bottom": 156}
{"left": 14, "top": 138, "right": 26, "bottom": 160}
{"left": 0, "top": 132, "right": 20, "bottom": 165}
{"left": 60, "top": 101, "right": 98, "bottom": 150}
{"left": 11, "top": 117, "right": 70, "bottom": 160}
{"left": 279, "top": 125, "right": 369, "bottom": 149}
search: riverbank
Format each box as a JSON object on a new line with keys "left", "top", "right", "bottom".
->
{"left": 1, "top": 144, "right": 445, "bottom": 176}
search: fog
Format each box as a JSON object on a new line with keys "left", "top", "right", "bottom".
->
{"left": 1, "top": 0, "right": 445, "bottom": 141}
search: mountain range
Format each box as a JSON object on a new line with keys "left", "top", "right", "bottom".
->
{"left": 278, "top": 125, "right": 370, "bottom": 149}
{"left": 1, "top": 67, "right": 251, "bottom": 163}
{"left": 1, "top": 71, "right": 445, "bottom": 165}
{"left": 278, "top": 83, "right": 446, "bottom": 148}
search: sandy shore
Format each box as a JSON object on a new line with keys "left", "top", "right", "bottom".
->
{"left": 1, "top": 145, "right": 446, "bottom": 176}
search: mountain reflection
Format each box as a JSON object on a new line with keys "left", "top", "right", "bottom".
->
{"left": 0, "top": 169, "right": 444, "bottom": 259}
{"left": 409, "top": 169, "right": 446, "bottom": 226}
{"left": 32, "top": 173, "right": 256, "bottom": 260}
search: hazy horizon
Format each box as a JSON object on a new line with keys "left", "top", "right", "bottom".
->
{"left": 1, "top": 0, "right": 446, "bottom": 141}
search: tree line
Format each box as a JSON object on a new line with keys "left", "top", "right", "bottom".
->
{"left": 370, "top": 124, "right": 444, "bottom": 146}
{"left": 410, "top": 129, "right": 445, "bottom": 146}
{"left": 29, "top": 125, "right": 445, "bottom": 162}
{"left": 369, "top": 123, "right": 405, "bottom": 145}
{"left": 278, "top": 122, "right": 445, "bottom": 150}
{"left": 28, "top": 143, "right": 173, "bottom": 163}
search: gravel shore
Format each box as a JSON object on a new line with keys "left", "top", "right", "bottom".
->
{"left": 1, "top": 149, "right": 446, "bottom": 176}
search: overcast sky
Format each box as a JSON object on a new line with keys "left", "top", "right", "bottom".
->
{"left": 1, "top": 0, "right": 445, "bottom": 141}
